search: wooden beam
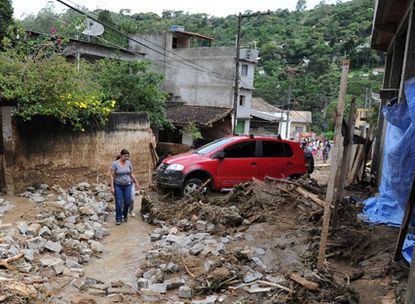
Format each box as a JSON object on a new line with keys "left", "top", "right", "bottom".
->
{"left": 393, "top": 172, "right": 415, "bottom": 262}
{"left": 376, "top": 23, "right": 398, "bottom": 34}
{"left": 317, "top": 59, "right": 350, "bottom": 268}
{"left": 405, "top": 240, "right": 415, "bottom": 303}
{"left": 333, "top": 97, "right": 356, "bottom": 225}
{"left": 400, "top": 5, "right": 415, "bottom": 98}
{"left": 389, "top": 35, "right": 406, "bottom": 89}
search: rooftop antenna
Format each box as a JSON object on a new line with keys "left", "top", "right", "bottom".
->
{"left": 76, "top": 18, "right": 105, "bottom": 72}
{"left": 82, "top": 18, "right": 105, "bottom": 37}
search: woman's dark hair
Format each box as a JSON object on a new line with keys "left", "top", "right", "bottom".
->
{"left": 120, "top": 148, "right": 130, "bottom": 155}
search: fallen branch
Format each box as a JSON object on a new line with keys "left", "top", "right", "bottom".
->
{"left": 256, "top": 280, "right": 293, "bottom": 293}
{"left": 264, "top": 176, "right": 300, "bottom": 186}
{"left": 0, "top": 280, "right": 37, "bottom": 298}
{"left": 181, "top": 256, "right": 196, "bottom": 278}
{"left": 289, "top": 273, "right": 320, "bottom": 290}
{"left": 229, "top": 280, "right": 293, "bottom": 293}
{"left": 245, "top": 287, "right": 272, "bottom": 293}
{"left": 294, "top": 187, "right": 325, "bottom": 208}
{"left": 0, "top": 253, "right": 24, "bottom": 271}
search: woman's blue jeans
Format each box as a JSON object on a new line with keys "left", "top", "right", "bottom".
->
{"left": 114, "top": 183, "right": 132, "bottom": 222}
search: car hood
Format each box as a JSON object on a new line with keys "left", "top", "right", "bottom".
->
{"left": 163, "top": 152, "right": 208, "bottom": 165}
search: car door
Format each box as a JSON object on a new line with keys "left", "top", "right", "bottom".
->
{"left": 216, "top": 140, "right": 258, "bottom": 188}
{"left": 257, "top": 140, "right": 294, "bottom": 179}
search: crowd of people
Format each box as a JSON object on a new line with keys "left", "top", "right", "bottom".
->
{"left": 300, "top": 138, "right": 332, "bottom": 163}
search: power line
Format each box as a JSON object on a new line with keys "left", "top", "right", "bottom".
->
{"left": 33, "top": 9, "right": 234, "bottom": 83}
{"left": 94, "top": 34, "right": 234, "bottom": 83}
{"left": 55, "top": 0, "right": 235, "bottom": 82}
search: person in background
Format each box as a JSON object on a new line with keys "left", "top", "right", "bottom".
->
{"left": 323, "top": 140, "right": 331, "bottom": 163}
{"left": 110, "top": 148, "right": 138, "bottom": 225}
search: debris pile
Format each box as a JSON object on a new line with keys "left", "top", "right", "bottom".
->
{"left": 142, "top": 178, "right": 325, "bottom": 231}
{"left": 0, "top": 183, "right": 115, "bottom": 302}
{"left": 139, "top": 178, "right": 360, "bottom": 303}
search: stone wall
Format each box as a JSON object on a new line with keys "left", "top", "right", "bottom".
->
{"left": 1, "top": 110, "right": 154, "bottom": 193}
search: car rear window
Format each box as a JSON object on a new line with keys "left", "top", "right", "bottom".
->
{"left": 262, "top": 141, "right": 293, "bottom": 157}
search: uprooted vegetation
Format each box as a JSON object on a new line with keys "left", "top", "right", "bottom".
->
{"left": 139, "top": 177, "right": 406, "bottom": 303}
{"left": 0, "top": 175, "right": 407, "bottom": 303}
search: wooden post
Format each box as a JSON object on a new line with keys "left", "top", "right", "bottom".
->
{"left": 317, "top": 59, "right": 350, "bottom": 268}
{"left": 0, "top": 106, "right": 15, "bottom": 194}
{"left": 405, "top": 242, "right": 415, "bottom": 304}
{"left": 333, "top": 96, "right": 356, "bottom": 225}
{"left": 393, "top": 173, "right": 415, "bottom": 262}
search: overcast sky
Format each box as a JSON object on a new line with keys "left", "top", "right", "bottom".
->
{"left": 12, "top": 0, "right": 345, "bottom": 19}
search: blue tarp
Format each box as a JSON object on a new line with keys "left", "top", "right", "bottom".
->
{"left": 362, "top": 77, "right": 415, "bottom": 263}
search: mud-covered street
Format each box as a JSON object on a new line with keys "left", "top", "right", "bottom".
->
{"left": 0, "top": 166, "right": 407, "bottom": 303}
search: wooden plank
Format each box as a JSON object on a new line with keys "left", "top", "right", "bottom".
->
{"left": 394, "top": 173, "right": 415, "bottom": 262}
{"left": 406, "top": 240, "right": 415, "bottom": 304}
{"left": 317, "top": 59, "right": 350, "bottom": 268}
{"left": 294, "top": 187, "right": 325, "bottom": 208}
{"left": 289, "top": 273, "right": 319, "bottom": 290}
{"left": 400, "top": 8, "right": 415, "bottom": 97}
{"left": 333, "top": 97, "right": 356, "bottom": 224}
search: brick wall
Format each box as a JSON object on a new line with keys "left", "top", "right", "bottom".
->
{"left": 4, "top": 112, "right": 154, "bottom": 193}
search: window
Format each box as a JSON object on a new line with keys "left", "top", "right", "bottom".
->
{"left": 262, "top": 141, "right": 293, "bottom": 157}
{"left": 223, "top": 141, "right": 256, "bottom": 158}
{"left": 172, "top": 37, "right": 178, "bottom": 49}
{"left": 239, "top": 95, "right": 246, "bottom": 106}
{"left": 241, "top": 64, "right": 248, "bottom": 76}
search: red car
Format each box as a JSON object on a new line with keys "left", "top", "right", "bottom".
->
{"left": 156, "top": 135, "right": 311, "bottom": 195}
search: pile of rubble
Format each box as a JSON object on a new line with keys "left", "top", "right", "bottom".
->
{"left": 0, "top": 183, "right": 116, "bottom": 303}
{"left": 138, "top": 178, "right": 359, "bottom": 303}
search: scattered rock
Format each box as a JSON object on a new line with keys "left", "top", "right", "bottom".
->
{"left": 179, "top": 286, "right": 193, "bottom": 298}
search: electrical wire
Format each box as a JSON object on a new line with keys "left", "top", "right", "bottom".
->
{"left": 30, "top": 9, "right": 236, "bottom": 85}
{"left": 95, "top": 35, "right": 234, "bottom": 83}
{"left": 55, "top": 0, "right": 236, "bottom": 82}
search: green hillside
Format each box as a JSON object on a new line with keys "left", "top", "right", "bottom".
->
{"left": 20, "top": 0, "right": 383, "bottom": 132}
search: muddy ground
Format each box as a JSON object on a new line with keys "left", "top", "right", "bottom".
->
{"left": 0, "top": 165, "right": 409, "bottom": 303}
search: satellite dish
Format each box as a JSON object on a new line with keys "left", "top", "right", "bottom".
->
{"left": 82, "top": 18, "right": 104, "bottom": 36}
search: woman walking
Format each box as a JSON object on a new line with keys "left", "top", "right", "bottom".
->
{"left": 110, "top": 148, "right": 138, "bottom": 225}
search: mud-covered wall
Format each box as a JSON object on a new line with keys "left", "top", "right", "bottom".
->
{"left": 10, "top": 112, "right": 153, "bottom": 192}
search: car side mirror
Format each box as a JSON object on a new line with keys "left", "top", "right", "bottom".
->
{"left": 216, "top": 151, "right": 225, "bottom": 160}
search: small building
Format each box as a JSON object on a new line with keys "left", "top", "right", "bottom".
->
{"left": 371, "top": 0, "right": 415, "bottom": 301}
{"left": 289, "top": 110, "right": 313, "bottom": 140}
{"left": 249, "top": 98, "right": 312, "bottom": 139}
{"left": 26, "top": 31, "right": 145, "bottom": 63}
{"left": 250, "top": 98, "right": 286, "bottom": 136}
{"left": 129, "top": 27, "right": 258, "bottom": 134}
{"left": 157, "top": 104, "right": 233, "bottom": 153}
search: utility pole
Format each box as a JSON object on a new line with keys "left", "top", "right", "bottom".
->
{"left": 285, "top": 81, "right": 292, "bottom": 139}
{"left": 233, "top": 11, "right": 271, "bottom": 135}
{"left": 233, "top": 13, "right": 242, "bottom": 135}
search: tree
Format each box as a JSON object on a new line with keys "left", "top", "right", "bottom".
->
{"left": 0, "top": 49, "right": 115, "bottom": 131}
{"left": 296, "top": 0, "right": 307, "bottom": 11}
{"left": 96, "top": 59, "right": 169, "bottom": 127}
{"left": 0, "top": 0, "right": 13, "bottom": 45}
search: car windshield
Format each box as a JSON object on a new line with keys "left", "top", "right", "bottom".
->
{"left": 195, "top": 137, "right": 236, "bottom": 155}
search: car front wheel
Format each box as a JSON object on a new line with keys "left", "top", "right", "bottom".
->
{"left": 182, "top": 178, "right": 203, "bottom": 196}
